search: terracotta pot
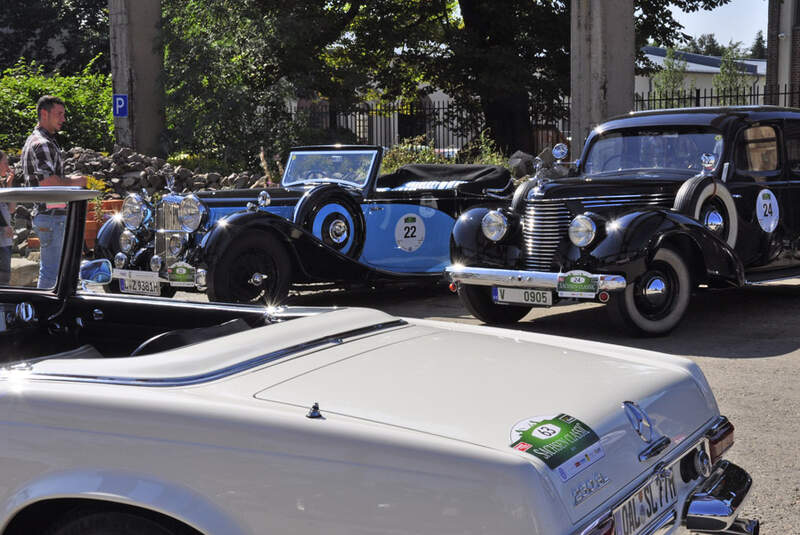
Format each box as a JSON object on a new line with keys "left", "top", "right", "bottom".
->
{"left": 84, "top": 220, "right": 101, "bottom": 250}
{"left": 102, "top": 199, "right": 124, "bottom": 212}
{"left": 27, "top": 237, "right": 40, "bottom": 250}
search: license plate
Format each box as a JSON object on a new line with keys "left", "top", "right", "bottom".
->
{"left": 119, "top": 278, "right": 161, "bottom": 296}
{"left": 613, "top": 471, "right": 677, "bottom": 535}
{"left": 492, "top": 287, "right": 552, "bottom": 306}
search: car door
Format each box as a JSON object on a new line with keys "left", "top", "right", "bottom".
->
{"left": 359, "top": 188, "right": 458, "bottom": 273}
{"left": 726, "top": 122, "right": 789, "bottom": 270}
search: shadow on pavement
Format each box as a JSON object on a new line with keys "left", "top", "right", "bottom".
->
{"left": 288, "top": 282, "right": 800, "bottom": 359}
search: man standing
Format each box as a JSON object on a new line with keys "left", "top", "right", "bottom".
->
{"left": 21, "top": 95, "right": 86, "bottom": 288}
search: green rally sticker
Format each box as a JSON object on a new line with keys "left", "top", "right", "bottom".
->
{"left": 557, "top": 270, "right": 598, "bottom": 298}
{"left": 510, "top": 413, "right": 605, "bottom": 482}
{"left": 168, "top": 262, "right": 196, "bottom": 286}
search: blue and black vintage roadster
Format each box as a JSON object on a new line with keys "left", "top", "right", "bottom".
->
{"left": 96, "top": 145, "right": 511, "bottom": 303}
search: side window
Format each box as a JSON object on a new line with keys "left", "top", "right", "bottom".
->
{"left": 784, "top": 120, "right": 800, "bottom": 176}
{"left": 735, "top": 125, "right": 779, "bottom": 172}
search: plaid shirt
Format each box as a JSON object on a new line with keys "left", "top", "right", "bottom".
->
{"left": 21, "top": 125, "right": 65, "bottom": 211}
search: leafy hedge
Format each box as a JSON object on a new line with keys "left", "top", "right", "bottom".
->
{"left": 0, "top": 58, "right": 113, "bottom": 153}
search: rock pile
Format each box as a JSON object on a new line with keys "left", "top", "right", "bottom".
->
{"left": 8, "top": 146, "right": 270, "bottom": 198}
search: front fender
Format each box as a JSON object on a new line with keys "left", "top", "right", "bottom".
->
{"left": 94, "top": 217, "right": 125, "bottom": 261}
{"left": 0, "top": 468, "right": 246, "bottom": 535}
{"left": 581, "top": 209, "right": 744, "bottom": 285}
{"left": 450, "top": 207, "right": 523, "bottom": 268}
{"left": 198, "top": 210, "right": 411, "bottom": 283}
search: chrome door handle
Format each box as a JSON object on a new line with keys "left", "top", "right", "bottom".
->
{"left": 368, "top": 205, "right": 384, "bottom": 213}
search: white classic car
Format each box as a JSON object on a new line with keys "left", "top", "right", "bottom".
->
{"left": 0, "top": 188, "right": 757, "bottom": 535}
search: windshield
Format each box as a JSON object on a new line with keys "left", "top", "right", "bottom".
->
{"left": 282, "top": 150, "right": 378, "bottom": 188}
{"left": 583, "top": 127, "right": 723, "bottom": 175}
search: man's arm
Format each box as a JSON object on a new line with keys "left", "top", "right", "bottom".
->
{"left": 38, "top": 174, "right": 86, "bottom": 187}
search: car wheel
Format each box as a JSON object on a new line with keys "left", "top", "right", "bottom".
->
{"left": 458, "top": 284, "right": 531, "bottom": 324}
{"left": 674, "top": 175, "right": 738, "bottom": 247}
{"left": 294, "top": 186, "right": 365, "bottom": 259}
{"left": 207, "top": 231, "right": 290, "bottom": 305}
{"left": 608, "top": 248, "right": 690, "bottom": 336}
{"left": 45, "top": 510, "right": 177, "bottom": 535}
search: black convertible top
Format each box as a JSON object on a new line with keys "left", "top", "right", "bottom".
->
{"left": 376, "top": 164, "right": 511, "bottom": 193}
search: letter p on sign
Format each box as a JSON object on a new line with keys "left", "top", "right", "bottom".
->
{"left": 113, "top": 94, "right": 128, "bottom": 118}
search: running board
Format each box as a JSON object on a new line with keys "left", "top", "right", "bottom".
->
{"left": 745, "top": 267, "right": 800, "bottom": 285}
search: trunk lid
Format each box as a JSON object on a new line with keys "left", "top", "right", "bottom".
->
{"left": 254, "top": 324, "right": 717, "bottom": 521}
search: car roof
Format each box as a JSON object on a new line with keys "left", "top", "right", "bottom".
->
{"left": 599, "top": 105, "right": 800, "bottom": 132}
{"left": 0, "top": 187, "right": 100, "bottom": 202}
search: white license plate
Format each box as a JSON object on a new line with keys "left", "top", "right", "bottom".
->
{"left": 492, "top": 287, "right": 552, "bottom": 306}
{"left": 119, "top": 278, "right": 161, "bottom": 296}
{"left": 613, "top": 471, "right": 677, "bottom": 535}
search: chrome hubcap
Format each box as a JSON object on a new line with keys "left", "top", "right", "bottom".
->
{"left": 249, "top": 272, "right": 266, "bottom": 286}
{"left": 703, "top": 209, "right": 725, "bottom": 234}
{"left": 642, "top": 276, "right": 668, "bottom": 307}
{"left": 329, "top": 219, "right": 348, "bottom": 244}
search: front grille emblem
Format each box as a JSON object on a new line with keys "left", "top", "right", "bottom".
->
{"left": 623, "top": 401, "right": 654, "bottom": 443}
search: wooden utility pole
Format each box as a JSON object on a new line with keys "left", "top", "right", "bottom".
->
{"left": 570, "top": 0, "right": 634, "bottom": 155}
{"left": 109, "top": 0, "right": 165, "bottom": 157}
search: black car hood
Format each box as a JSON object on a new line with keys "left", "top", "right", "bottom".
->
{"left": 532, "top": 169, "right": 696, "bottom": 199}
{"left": 196, "top": 184, "right": 322, "bottom": 207}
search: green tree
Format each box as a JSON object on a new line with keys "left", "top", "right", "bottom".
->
{"left": 0, "top": 0, "right": 109, "bottom": 74}
{"left": 683, "top": 33, "right": 725, "bottom": 56}
{"left": 652, "top": 48, "right": 694, "bottom": 108}
{"left": 750, "top": 30, "right": 767, "bottom": 59}
{"left": 713, "top": 45, "right": 750, "bottom": 104}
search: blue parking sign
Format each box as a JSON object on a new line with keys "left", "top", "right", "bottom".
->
{"left": 113, "top": 94, "right": 128, "bottom": 117}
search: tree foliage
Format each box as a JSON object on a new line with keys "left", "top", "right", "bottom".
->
{"left": 750, "top": 30, "right": 766, "bottom": 59}
{"left": 682, "top": 33, "right": 725, "bottom": 56}
{"left": 652, "top": 48, "right": 694, "bottom": 108}
{"left": 713, "top": 45, "right": 750, "bottom": 103}
{"left": 0, "top": 0, "right": 109, "bottom": 74}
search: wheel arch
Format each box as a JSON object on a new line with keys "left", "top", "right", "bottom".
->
{"left": 0, "top": 470, "right": 245, "bottom": 535}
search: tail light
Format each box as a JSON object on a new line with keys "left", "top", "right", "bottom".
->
{"left": 580, "top": 515, "right": 614, "bottom": 535}
{"left": 707, "top": 417, "right": 735, "bottom": 465}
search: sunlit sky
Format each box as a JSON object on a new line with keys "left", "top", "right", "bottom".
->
{"left": 670, "top": 0, "right": 769, "bottom": 49}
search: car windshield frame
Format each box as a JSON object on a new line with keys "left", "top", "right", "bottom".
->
{"left": 582, "top": 126, "right": 724, "bottom": 177}
{"left": 281, "top": 149, "right": 379, "bottom": 189}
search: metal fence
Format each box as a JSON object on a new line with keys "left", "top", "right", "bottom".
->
{"left": 289, "top": 86, "right": 800, "bottom": 153}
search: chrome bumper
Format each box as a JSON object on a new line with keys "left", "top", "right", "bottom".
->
{"left": 444, "top": 265, "right": 627, "bottom": 291}
{"left": 686, "top": 460, "right": 758, "bottom": 534}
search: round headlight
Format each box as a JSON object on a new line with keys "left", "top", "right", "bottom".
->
{"left": 113, "top": 252, "right": 127, "bottom": 269}
{"left": 121, "top": 194, "right": 146, "bottom": 230}
{"left": 178, "top": 195, "right": 205, "bottom": 232}
{"left": 568, "top": 215, "right": 597, "bottom": 247}
{"left": 150, "top": 254, "right": 163, "bottom": 273}
{"left": 481, "top": 210, "right": 509, "bottom": 242}
{"left": 168, "top": 234, "right": 186, "bottom": 256}
{"left": 119, "top": 229, "right": 137, "bottom": 253}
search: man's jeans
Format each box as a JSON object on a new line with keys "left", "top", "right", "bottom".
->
{"left": 33, "top": 213, "right": 66, "bottom": 288}
{"left": 0, "top": 246, "right": 10, "bottom": 285}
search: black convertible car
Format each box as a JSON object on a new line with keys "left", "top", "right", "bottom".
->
{"left": 448, "top": 106, "right": 800, "bottom": 335}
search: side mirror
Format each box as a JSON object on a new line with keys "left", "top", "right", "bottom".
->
{"left": 79, "top": 259, "right": 112, "bottom": 285}
{"left": 552, "top": 143, "right": 569, "bottom": 161}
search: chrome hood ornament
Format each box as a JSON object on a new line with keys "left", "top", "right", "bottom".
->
{"left": 623, "top": 400, "right": 654, "bottom": 443}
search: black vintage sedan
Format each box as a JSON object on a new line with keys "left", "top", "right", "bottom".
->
{"left": 447, "top": 106, "right": 800, "bottom": 335}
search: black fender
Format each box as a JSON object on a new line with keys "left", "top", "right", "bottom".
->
{"left": 577, "top": 209, "right": 745, "bottom": 286}
{"left": 450, "top": 206, "right": 523, "bottom": 268}
{"left": 197, "top": 210, "right": 430, "bottom": 285}
{"left": 95, "top": 217, "right": 125, "bottom": 261}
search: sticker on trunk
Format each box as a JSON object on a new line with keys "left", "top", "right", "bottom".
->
{"left": 510, "top": 414, "right": 605, "bottom": 482}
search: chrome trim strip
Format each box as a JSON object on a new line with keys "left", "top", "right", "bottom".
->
{"left": 3, "top": 320, "right": 407, "bottom": 387}
{"left": 745, "top": 274, "right": 800, "bottom": 285}
{"left": 445, "top": 265, "right": 627, "bottom": 291}
{"left": 526, "top": 193, "right": 674, "bottom": 203}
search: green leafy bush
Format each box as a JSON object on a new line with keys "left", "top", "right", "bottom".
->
{"left": 0, "top": 58, "right": 113, "bottom": 152}
{"left": 380, "top": 131, "right": 507, "bottom": 175}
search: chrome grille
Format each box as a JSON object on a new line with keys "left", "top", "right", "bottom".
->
{"left": 522, "top": 193, "right": 675, "bottom": 271}
{"left": 155, "top": 198, "right": 183, "bottom": 267}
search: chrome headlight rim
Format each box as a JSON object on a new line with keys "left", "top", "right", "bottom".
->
{"left": 168, "top": 234, "right": 187, "bottom": 256}
{"left": 568, "top": 214, "right": 597, "bottom": 247}
{"left": 119, "top": 229, "right": 138, "bottom": 253}
{"left": 121, "top": 194, "right": 148, "bottom": 231}
{"left": 481, "top": 210, "right": 509, "bottom": 242}
{"left": 178, "top": 195, "right": 206, "bottom": 233}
